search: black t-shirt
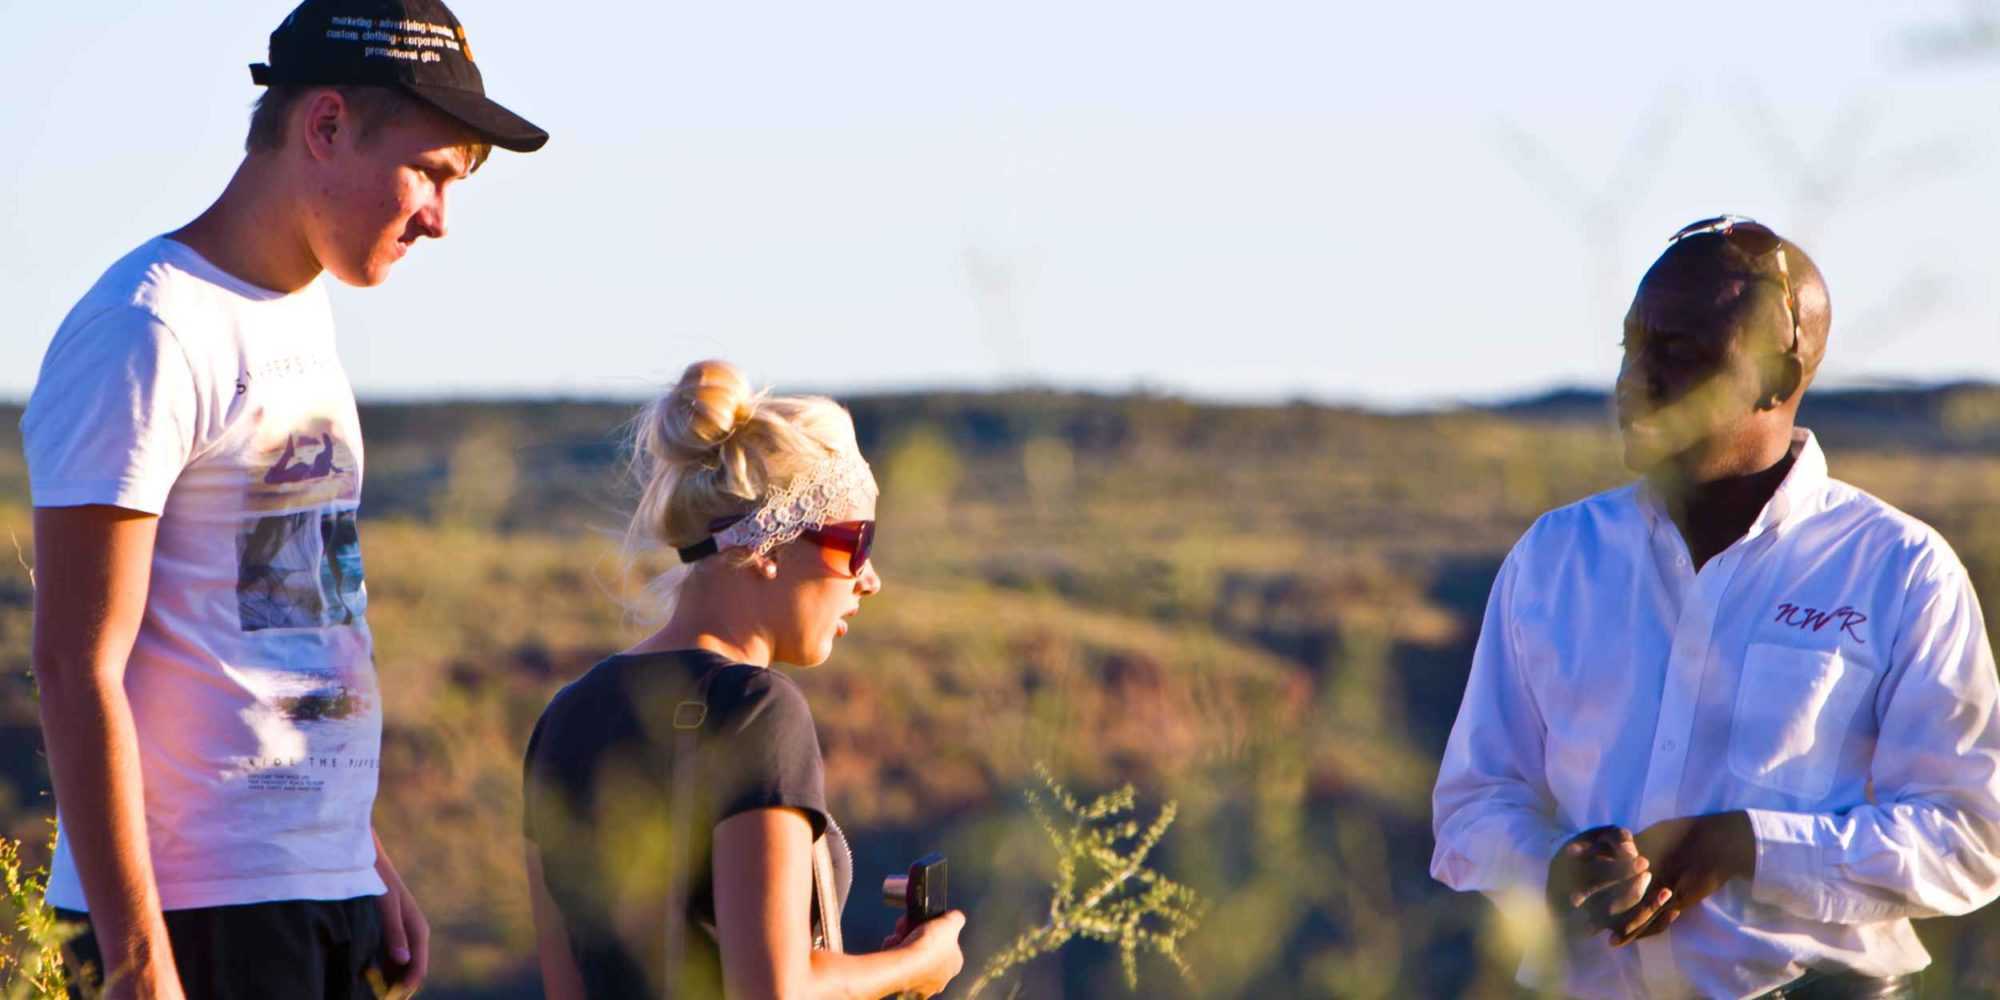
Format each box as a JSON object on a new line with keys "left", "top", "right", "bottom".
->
{"left": 523, "top": 650, "right": 851, "bottom": 998}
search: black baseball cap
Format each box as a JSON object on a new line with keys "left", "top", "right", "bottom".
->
{"left": 250, "top": 0, "right": 548, "bottom": 153}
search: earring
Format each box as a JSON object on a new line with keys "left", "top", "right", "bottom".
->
{"left": 761, "top": 562, "right": 778, "bottom": 579}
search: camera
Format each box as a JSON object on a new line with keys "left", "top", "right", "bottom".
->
{"left": 882, "top": 852, "right": 949, "bottom": 924}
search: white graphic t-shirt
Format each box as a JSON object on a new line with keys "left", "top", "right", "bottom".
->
{"left": 23, "top": 237, "right": 386, "bottom": 910}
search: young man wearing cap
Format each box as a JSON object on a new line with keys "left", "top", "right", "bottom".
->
{"left": 1431, "top": 218, "right": 2000, "bottom": 998}
{"left": 22, "top": 1, "right": 544, "bottom": 996}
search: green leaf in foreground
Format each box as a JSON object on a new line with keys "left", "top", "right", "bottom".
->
{"left": 966, "top": 764, "right": 1205, "bottom": 998}
{"left": 0, "top": 823, "right": 75, "bottom": 1000}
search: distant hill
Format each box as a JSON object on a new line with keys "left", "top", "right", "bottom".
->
{"left": 1490, "top": 381, "right": 2000, "bottom": 452}
{"left": 4, "top": 380, "right": 1994, "bottom": 485}
{"left": 10, "top": 381, "right": 1989, "bottom": 524}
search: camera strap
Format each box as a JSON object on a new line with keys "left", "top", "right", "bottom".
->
{"left": 812, "top": 834, "right": 844, "bottom": 952}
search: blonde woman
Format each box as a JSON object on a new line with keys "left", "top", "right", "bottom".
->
{"left": 523, "top": 361, "right": 965, "bottom": 998}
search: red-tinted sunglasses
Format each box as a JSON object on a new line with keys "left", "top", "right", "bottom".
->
{"left": 676, "top": 515, "right": 876, "bottom": 576}
{"left": 800, "top": 520, "right": 876, "bottom": 576}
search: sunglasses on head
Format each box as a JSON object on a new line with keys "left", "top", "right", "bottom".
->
{"left": 1666, "top": 215, "right": 1800, "bottom": 354}
{"left": 676, "top": 515, "right": 876, "bottom": 577}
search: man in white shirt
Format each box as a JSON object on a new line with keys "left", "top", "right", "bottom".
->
{"left": 21, "top": 1, "right": 544, "bottom": 996}
{"left": 1431, "top": 216, "right": 2000, "bottom": 999}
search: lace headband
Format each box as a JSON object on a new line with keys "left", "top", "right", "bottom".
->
{"left": 677, "top": 449, "right": 878, "bottom": 563}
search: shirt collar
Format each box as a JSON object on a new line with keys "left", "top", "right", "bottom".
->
{"left": 1636, "top": 427, "right": 1827, "bottom": 540}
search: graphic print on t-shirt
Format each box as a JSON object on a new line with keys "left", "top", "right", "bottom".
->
{"left": 232, "top": 419, "right": 378, "bottom": 789}
{"left": 248, "top": 424, "right": 358, "bottom": 511}
{"left": 237, "top": 507, "right": 367, "bottom": 633}
{"left": 235, "top": 421, "right": 367, "bottom": 635}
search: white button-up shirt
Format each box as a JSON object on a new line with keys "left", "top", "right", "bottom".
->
{"left": 1431, "top": 429, "right": 2000, "bottom": 1000}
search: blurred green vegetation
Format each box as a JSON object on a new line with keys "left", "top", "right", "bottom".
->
{"left": 0, "top": 385, "right": 1996, "bottom": 997}
{"left": 0, "top": 824, "right": 70, "bottom": 999}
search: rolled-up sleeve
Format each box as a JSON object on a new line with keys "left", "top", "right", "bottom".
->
{"left": 1747, "top": 555, "right": 2000, "bottom": 923}
{"left": 1432, "top": 544, "right": 1571, "bottom": 897}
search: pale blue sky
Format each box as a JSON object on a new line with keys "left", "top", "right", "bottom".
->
{"left": 5, "top": 1, "right": 1998, "bottom": 406}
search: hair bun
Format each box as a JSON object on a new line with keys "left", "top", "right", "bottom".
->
{"left": 629, "top": 359, "right": 867, "bottom": 552}
{"left": 664, "top": 359, "right": 757, "bottom": 460}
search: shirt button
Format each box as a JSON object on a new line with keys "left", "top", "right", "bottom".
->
{"left": 1662, "top": 740, "right": 1677, "bottom": 751}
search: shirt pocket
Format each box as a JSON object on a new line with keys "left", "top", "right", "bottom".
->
{"left": 1727, "top": 643, "right": 1876, "bottom": 801}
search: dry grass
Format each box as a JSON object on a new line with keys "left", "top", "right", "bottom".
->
{"left": 0, "top": 392, "right": 1995, "bottom": 997}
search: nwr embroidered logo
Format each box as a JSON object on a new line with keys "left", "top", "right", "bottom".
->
{"left": 1775, "top": 602, "right": 1868, "bottom": 645}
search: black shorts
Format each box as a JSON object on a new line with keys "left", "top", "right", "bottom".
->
{"left": 58, "top": 896, "right": 384, "bottom": 1000}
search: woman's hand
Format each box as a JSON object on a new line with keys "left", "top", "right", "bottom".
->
{"left": 887, "top": 910, "right": 966, "bottom": 998}
{"left": 716, "top": 808, "right": 967, "bottom": 999}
